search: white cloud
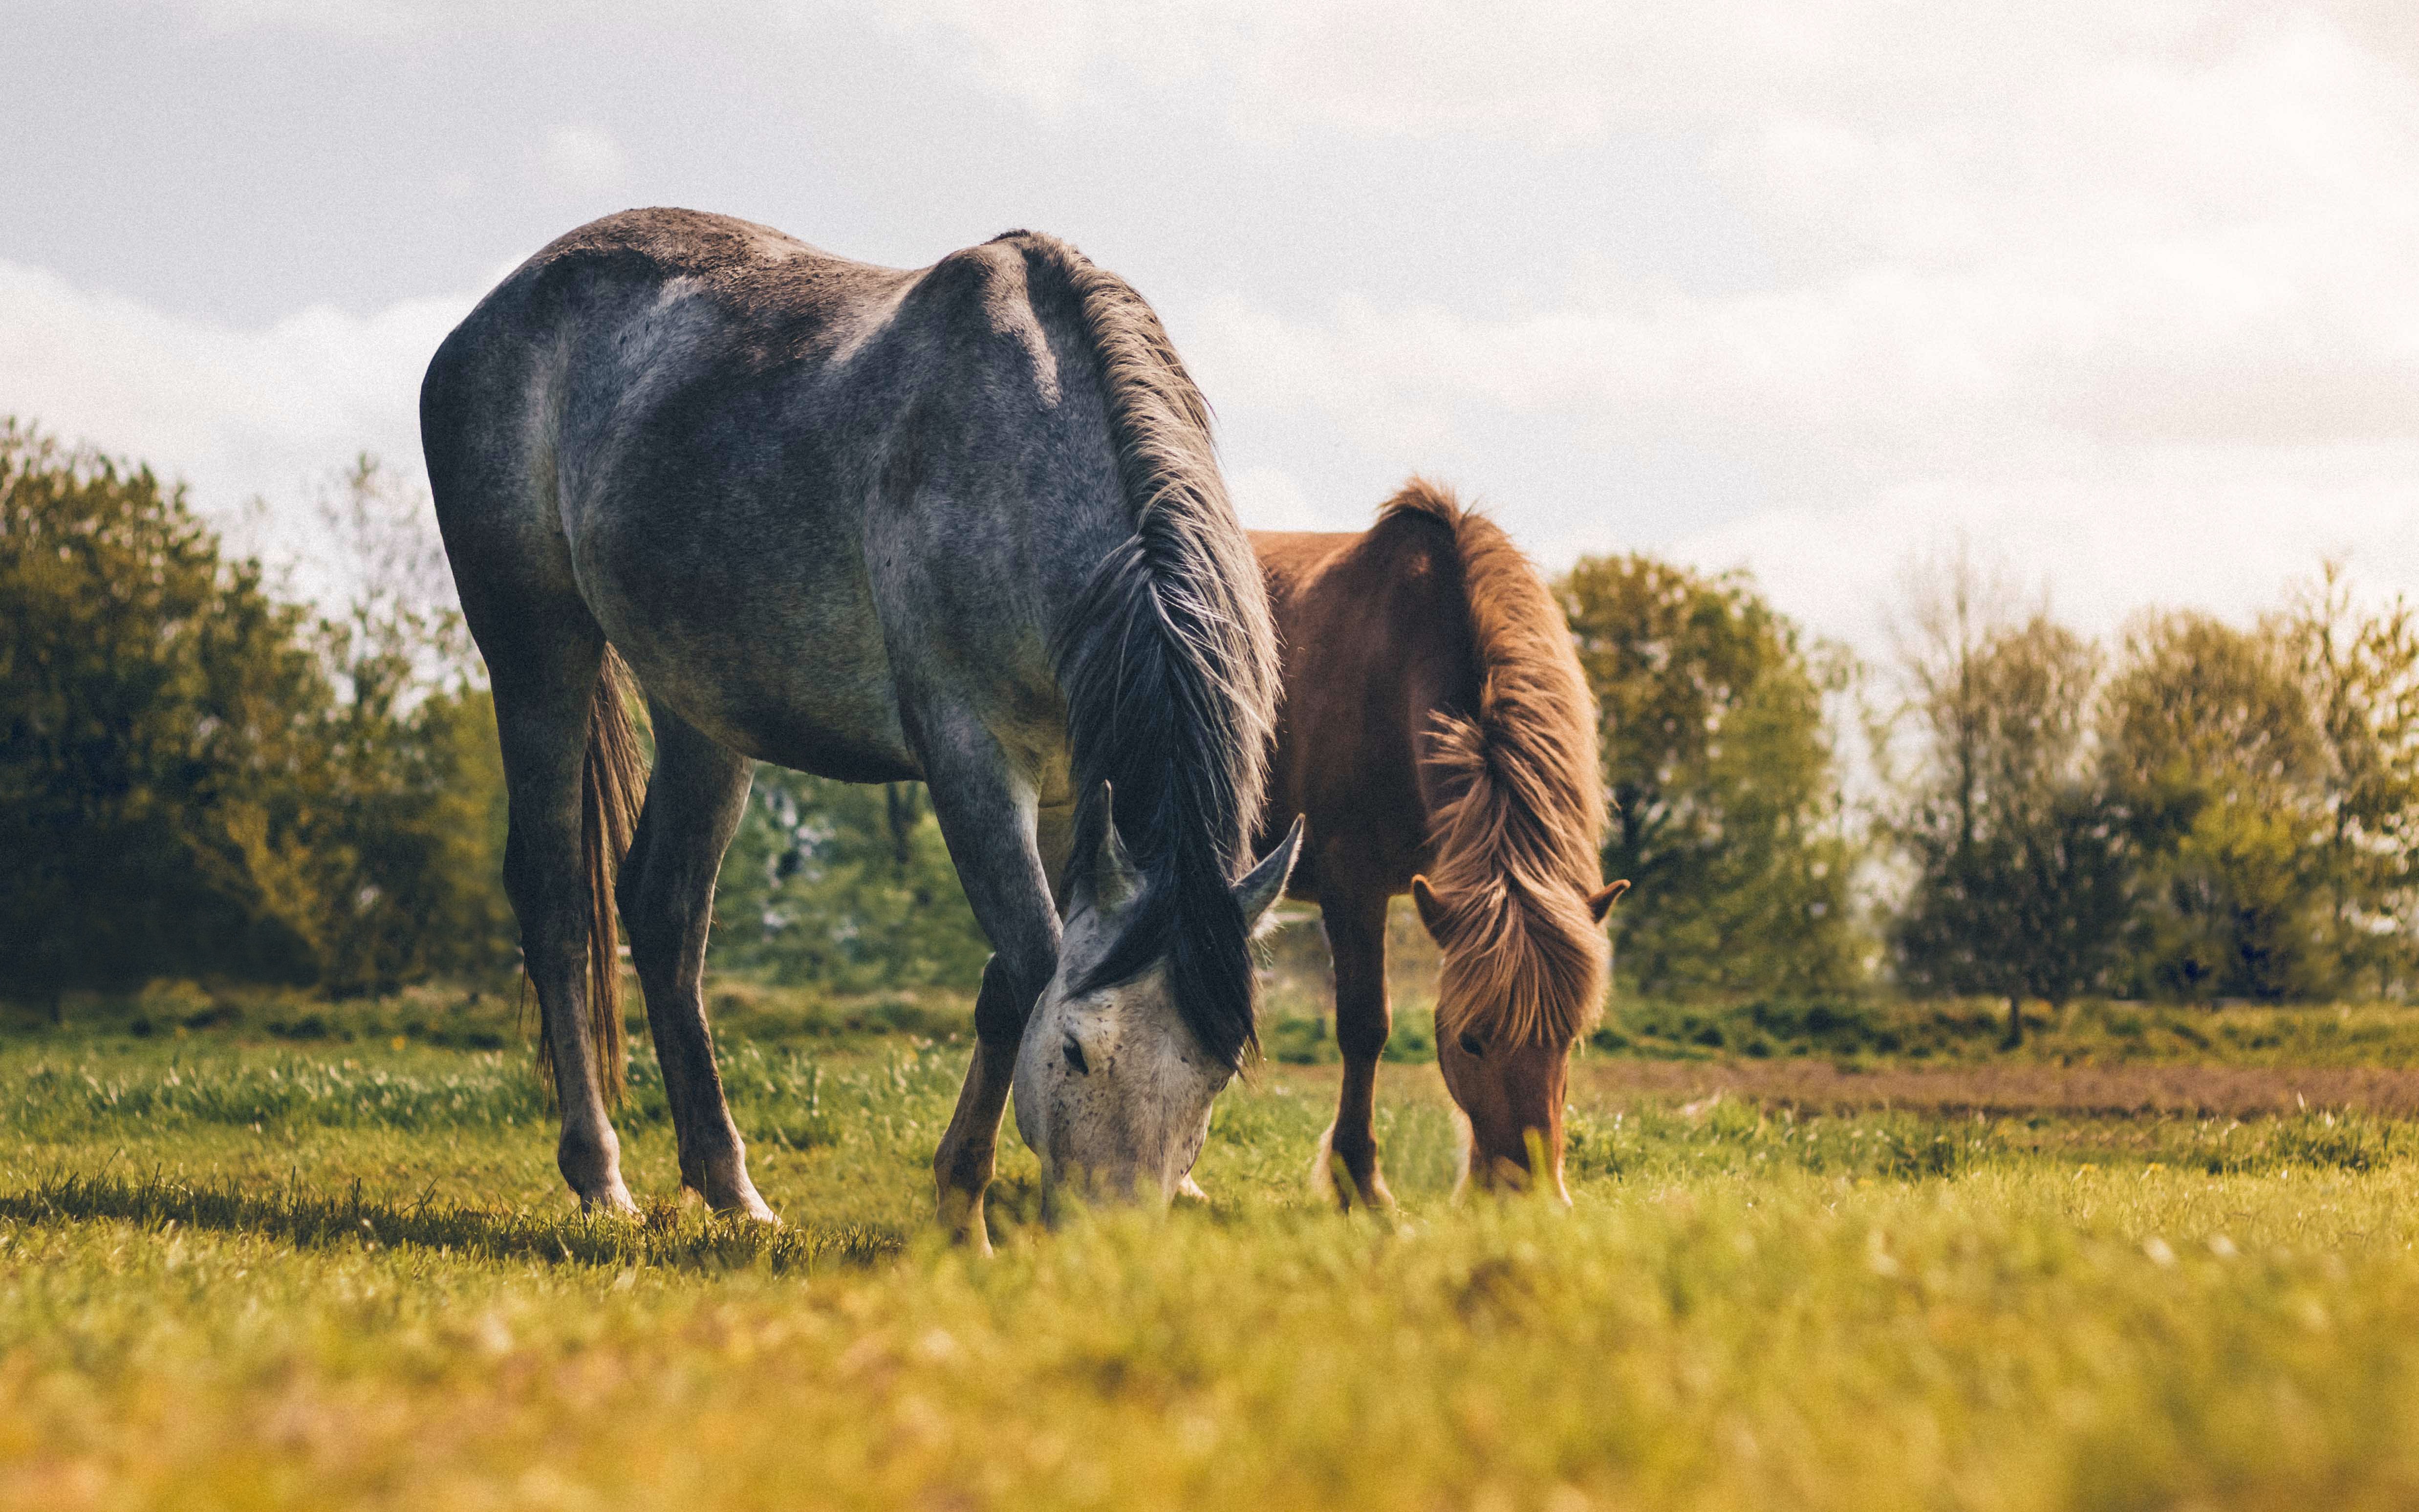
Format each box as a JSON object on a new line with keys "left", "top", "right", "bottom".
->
{"left": 853, "top": 0, "right": 1696, "bottom": 140}
{"left": 25, "top": 1, "right": 2419, "bottom": 658}
{"left": 862, "top": 1, "right": 2410, "bottom": 152}
{"left": 182, "top": 0, "right": 428, "bottom": 35}
{"left": 1193, "top": 224, "right": 2419, "bottom": 474}
{"left": 534, "top": 124, "right": 628, "bottom": 196}
{"left": 1673, "top": 445, "right": 2419, "bottom": 656}
{"left": 1224, "top": 465, "right": 1325, "bottom": 533}
{"left": 0, "top": 259, "right": 471, "bottom": 575}
{"left": 173, "top": 0, "right": 649, "bottom": 35}
{"left": 1107, "top": 3, "right": 2419, "bottom": 651}
{"left": 1186, "top": 233, "right": 2419, "bottom": 649}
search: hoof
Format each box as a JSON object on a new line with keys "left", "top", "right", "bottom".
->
{"left": 560, "top": 1129, "right": 633, "bottom": 1215}
{"left": 697, "top": 1168, "right": 779, "bottom": 1225}
{"left": 579, "top": 1181, "right": 640, "bottom": 1217}
{"left": 936, "top": 1187, "right": 994, "bottom": 1257}
{"left": 718, "top": 1188, "right": 781, "bottom": 1226}
{"left": 1174, "top": 1174, "right": 1211, "bottom": 1205}
{"left": 1311, "top": 1123, "right": 1394, "bottom": 1213}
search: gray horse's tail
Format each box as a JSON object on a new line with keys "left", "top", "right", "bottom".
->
{"left": 1009, "top": 232, "right": 1281, "bottom": 1070}
{"left": 539, "top": 645, "right": 646, "bottom": 1106}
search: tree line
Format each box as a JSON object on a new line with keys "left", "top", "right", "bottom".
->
{"left": 0, "top": 420, "right": 986, "bottom": 1015}
{"left": 1879, "top": 555, "right": 2419, "bottom": 1040}
{"left": 4, "top": 418, "right": 2414, "bottom": 1023}
{"left": 0, "top": 423, "right": 513, "bottom": 1012}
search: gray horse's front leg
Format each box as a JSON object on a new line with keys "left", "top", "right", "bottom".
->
{"left": 931, "top": 961, "right": 1029, "bottom": 1253}
{"left": 619, "top": 703, "right": 776, "bottom": 1223}
{"left": 922, "top": 735, "right": 1062, "bottom": 1254}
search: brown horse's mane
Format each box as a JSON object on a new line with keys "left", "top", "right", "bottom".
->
{"left": 1379, "top": 480, "right": 1609, "bottom": 1045}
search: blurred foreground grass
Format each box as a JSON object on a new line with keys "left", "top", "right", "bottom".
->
{"left": 11, "top": 1002, "right": 2419, "bottom": 1508}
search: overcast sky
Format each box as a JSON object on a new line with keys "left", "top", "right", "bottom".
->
{"left": 4, "top": 0, "right": 2414, "bottom": 653}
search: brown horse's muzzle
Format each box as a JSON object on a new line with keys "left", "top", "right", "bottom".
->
{"left": 1437, "top": 1029, "right": 1573, "bottom": 1201}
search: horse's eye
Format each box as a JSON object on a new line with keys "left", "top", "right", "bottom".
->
{"left": 1062, "top": 1036, "right": 1090, "bottom": 1075}
{"left": 1458, "top": 1031, "right": 1486, "bottom": 1058}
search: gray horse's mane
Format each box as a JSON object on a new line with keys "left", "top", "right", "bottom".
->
{"left": 994, "top": 230, "right": 1281, "bottom": 1069}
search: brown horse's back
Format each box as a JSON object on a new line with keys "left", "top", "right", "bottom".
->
{"left": 1253, "top": 511, "right": 1481, "bottom": 901}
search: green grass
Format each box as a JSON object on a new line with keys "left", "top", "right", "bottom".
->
{"left": 12, "top": 1001, "right": 2419, "bottom": 1508}
{"left": 17, "top": 975, "right": 986, "bottom": 1051}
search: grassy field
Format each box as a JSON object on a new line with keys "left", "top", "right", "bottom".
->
{"left": 11, "top": 977, "right": 2419, "bottom": 1509}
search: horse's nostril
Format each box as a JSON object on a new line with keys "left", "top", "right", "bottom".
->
{"left": 1062, "top": 1036, "right": 1090, "bottom": 1075}
{"left": 1458, "top": 1031, "right": 1486, "bottom": 1058}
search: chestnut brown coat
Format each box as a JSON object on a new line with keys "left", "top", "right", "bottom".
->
{"left": 1253, "top": 480, "right": 1623, "bottom": 1203}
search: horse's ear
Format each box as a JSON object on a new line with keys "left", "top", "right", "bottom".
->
{"left": 1588, "top": 879, "right": 1631, "bottom": 924}
{"left": 1409, "top": 874, "right": 1449, "bottom": 941}
{"left": 1233, "top": 815, "right": 1304, "bottom": 933}
{"left": 1080, "top": 781, "right": 1143, "bottom": 913}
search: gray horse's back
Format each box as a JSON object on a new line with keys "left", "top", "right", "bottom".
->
{"left": 420, "top": 208, "right": 1111, "bottom": 784}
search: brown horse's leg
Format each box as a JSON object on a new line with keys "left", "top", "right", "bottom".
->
{"left": 1316, "top": 885, "right": 1396, "bottom": 1211}
{"left": 619, "top": 702, "right": 775, "bottom": 1222}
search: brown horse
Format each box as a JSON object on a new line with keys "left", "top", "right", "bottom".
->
{"left": 1253, "top": 480, "right": 1624, "bottom": 1206}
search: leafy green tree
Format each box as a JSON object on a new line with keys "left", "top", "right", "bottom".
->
{"left": 305, "top": 457, "right": 514, "bottom": 993}
{"left": 0, "top": 429, "right": 520, "bottom": 1009}
{"left": 1562, "top": 554, "right": 1861, "bottom": 998}
{"left": 0, "top": 420, "right": 332, "bottom": 1011}
{"left": 2289, "top": 566, "right": 2419, "bottom": 997}
{"left": 711, "top": 770, "right": 991, "bottom": 993}
{"left": 1888, "top": 588, "right": 2128, "bottom": 1045}
{"left": 2101, "top": 610, "right": 2326, "bottom": 1001}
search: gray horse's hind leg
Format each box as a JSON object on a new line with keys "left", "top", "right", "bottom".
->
{"left": 492, "top": 634, "right": 638, "bottom": 1214}
{"left": 922, "top": 731, "right": 1063, "bottom": 1254}
{"left": 618, "top": 702, "right": 776, "bottom": 1223}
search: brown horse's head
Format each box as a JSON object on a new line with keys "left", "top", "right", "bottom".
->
{"left": 1414, "top": 873, "right": 1626, "bottom": 1199}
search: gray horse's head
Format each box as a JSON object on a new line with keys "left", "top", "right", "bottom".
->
{"left": 1015, "top": 812, "right": 1302, "bottom": 1211}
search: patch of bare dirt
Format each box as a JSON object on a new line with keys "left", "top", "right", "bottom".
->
{"left": 1572, "top": 1058, "right": 2419, "bottom": 1119}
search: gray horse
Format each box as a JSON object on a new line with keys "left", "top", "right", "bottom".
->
{"left": 419, "top": 208, "right": 1301, "bottom": 1244}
